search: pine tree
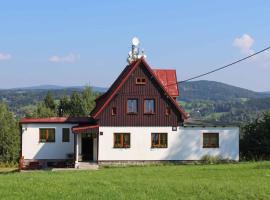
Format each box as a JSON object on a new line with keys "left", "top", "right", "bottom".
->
{"left": 0, "top": 103, "right": 19, "bottom": 163}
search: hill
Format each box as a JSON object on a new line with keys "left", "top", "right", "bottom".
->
{"left": 9, "top": 85, "right": 107, "bottom": 92}
{"left": 177, "top": 81, "right": 270, "bottom": 124}
{"left": 178, "top": 80, "right": 269, "bottom": 102}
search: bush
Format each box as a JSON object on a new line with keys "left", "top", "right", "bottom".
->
{"left": 0, "top": 162, "right": 18, "bottom": 168}
{"left": 200, "top": 155, "right": 223, "bottom": 164}
{"left": 240, "top": 111, "right": 270, "bottom": 160}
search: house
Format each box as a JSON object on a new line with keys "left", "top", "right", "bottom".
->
{"left": 19, "top": 41, "right": 239, "bottom": 169}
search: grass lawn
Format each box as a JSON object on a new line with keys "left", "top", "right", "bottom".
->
{"left": 0, "top": 162, "right": 270, "bottom": 200}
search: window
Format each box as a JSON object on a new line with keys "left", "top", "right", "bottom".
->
{"left": 151, "top": 133, "right": 167, "bottom": 148}
{"left": 127, "top": 99, "right": 138, "bottom": 114}
{"left": 203, "top": 133, "right": 219, "bottom": 148}
{"left": 136, "top": 77, "right": 146, "bottom": 85}
{"left": 62, "top": 128, "right": 70, "bottom": 142}
{"left": 165, "top": 107, "right": 171, "bottom": 115}
{"left": 114, "top": 133, "right": 130, "bottom": 148}
{"left": 144, "top": 99, "right": 155, "bottom": 114}
{"left": 39, "top": 128, "right": 55, "bottom": 143}
{"left": 112, "top": 107, "right": 117, "bottom": 115}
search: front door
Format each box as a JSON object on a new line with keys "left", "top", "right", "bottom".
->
{"left": 81, "top": 136, "right": 93, "bottom": 161}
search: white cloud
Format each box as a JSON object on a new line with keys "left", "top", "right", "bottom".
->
{"left": 0, "top": 53, "right": 11, "bottom": 61}
{"left": 233, "top": 34, "right": 255, "bottom": 55}
{"left": 233, "top": 34, "right": 270, "bottom": 69}
{"left": 49, "top": 53, "right": 80, "bottom": 63}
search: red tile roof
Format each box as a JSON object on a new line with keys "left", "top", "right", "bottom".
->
{"left": 152, "top": 69, "right": 179, "bottom": 97}
{"left": 19, "top": 117, "right": 92, "bottom": 124}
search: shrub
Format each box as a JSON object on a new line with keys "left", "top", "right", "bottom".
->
{"left": 200, "top": 155, "right": 223, "bottom": 164}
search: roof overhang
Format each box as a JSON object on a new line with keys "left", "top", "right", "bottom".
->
{"left": 72, "top": 124, "right": 99, "bottom": 134}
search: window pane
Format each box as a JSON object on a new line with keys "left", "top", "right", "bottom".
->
{"left": 47, "top": 129, "right": 55, "bottom": 142}
{"left": 145, "top": 99, "right": 155, "bottom": 113}
{"left": 160, "top": 133, "right": 167, "bottom": 147}
{"left": 39, "top": 129, "right": 47, "bottom": 142}
{"left": 151, "top": 133, "right": 159, "bottom": 146}
{"left": 114, "top": 134, "right": 122, "bottom": 147}
{"left": 62, "top": 128, "right": 70, "bottom": 142}
{"left": 123, "top": 134, "right": 130, "bottom": 147}
{"left": 127, "top": 99, "right": 137, "bottom": 113}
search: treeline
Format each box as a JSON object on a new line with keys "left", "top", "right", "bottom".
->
{"left": 0, "top": 87, "right": 102, "bottom": 118}
{"left": 26, "top": 86, "right": 98, "bottom": 118}
{"left": 182, "top": 97, "right": 270, "bottom": 124}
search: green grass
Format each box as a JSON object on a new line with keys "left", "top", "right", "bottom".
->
{"left": 0, "top": 162, "right": 270, "bottom": 200}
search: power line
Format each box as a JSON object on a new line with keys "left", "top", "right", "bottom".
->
{"left": 170, "top": 46, "right": 270, "bottom": 85}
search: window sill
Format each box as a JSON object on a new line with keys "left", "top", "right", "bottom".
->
{"left": 203, "top": 146, "right": 219, "bottom": 148}
{"left": 151, "top": 146, "right": 167, "bottom": 149}
{"left": 144, "top": 113, "right": 155, "bottom": 115}
{"left": 127, "top": 112, "right": 138, "bottom": 115}
{"left": 39, "top": 141, "right": 55, "bottom": 143}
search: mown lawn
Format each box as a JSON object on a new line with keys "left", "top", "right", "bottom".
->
{"left": 0, "top": 162, "right": 270, "bottom": 200}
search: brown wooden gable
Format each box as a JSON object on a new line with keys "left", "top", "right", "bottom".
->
{"left": 92, "top": 58, "right": 187, "bottom": 126}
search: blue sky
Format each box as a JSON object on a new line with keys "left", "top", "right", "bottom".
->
{"left": 0, "top": 1, "right": 270, "bottom": 91}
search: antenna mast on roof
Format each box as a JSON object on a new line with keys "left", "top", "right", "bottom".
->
{"left": 127, "top": 37, "right": 147, "bottom": 64}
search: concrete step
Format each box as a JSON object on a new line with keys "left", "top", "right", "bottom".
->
{"left": 77, "top": 162, "right": 99, "bottom": 170}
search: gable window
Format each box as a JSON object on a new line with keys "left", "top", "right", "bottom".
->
{"left": 62, "top": 128, "right": 70, "bottom": 142}
{"left": 151, "top": 133, "right": 167, "bottom": 148}
{"left": 136, "top": 77, "right": 146, "bottom": 85}
{"left": 165, "top": 107, "right": 171, "bottom": 115}
{"left": 127, "top": 99, "right": 138, "bottom": 114}
{"left": 114, "top": 133, "right": 130, "bottom": 148}
{"left": 144, "top": 99, "right": 155, "bottom": 114}
{"left": 39, "top": 128, "right": 55, "bottom": 143}
{"left": 203, "top": 133, "right": 219, "bottom": 148}
{"left": 112, "top": 107, "right": 117, "bottom": 115}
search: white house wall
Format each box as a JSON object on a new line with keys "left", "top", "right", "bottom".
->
{"left": 98, "top": 126, "right": 239, "bottom": 161}
{"left": 21, "top": 123, "right": 76, "bottom": 160}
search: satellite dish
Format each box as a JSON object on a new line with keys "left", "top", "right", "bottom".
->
{"left": 132, "top": 37, "right": 140, "bottom": 46}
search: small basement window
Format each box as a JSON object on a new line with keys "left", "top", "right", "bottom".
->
{"left": 112, "top": 107, "right": 117, "bottom": 115}
{"left": 151, "top": 133, "right": 168, "bottom": 148}
{"left": 62, "top": 128, "right": 70, "bottom": 142}
{"left": 203, "top": 133, "right": 219, "bottom": 148}
{"left": 39, "top": 128, "right": 55, "bottom": 143}
{"left": 114, "top": 133, "right": 130, "bottom": 148}
{"left": 136, "top": 77, "right": 146, "bottom": 85}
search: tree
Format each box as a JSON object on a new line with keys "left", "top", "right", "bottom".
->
{"left": 240, "top": 111, "right": 270, "bottom": 160}
{"left": 31, "top": 102, "right": 56, "bottom": 118}
{"left": 69, "top": 91, "right": 85, "bottom": 117}
{"left": 44, "top": 91, "right": 56, "bottom": 111}
{"left": 58, "top": 95, "right": 71, "bottom": 117}
{"left": 81, "top": 86, "right": 96, "bottom": 115}
{"left": 0, "top": 103, "right": 19, "bottom": 163}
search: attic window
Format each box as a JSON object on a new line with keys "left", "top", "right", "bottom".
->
{"left": 165, "top": 107, "right": 171, "bottom": 115}
{"left": 112, "top": 107, "right": 117, "bottom": 115}
{"left": 136, "top": 77, "right": 146, "bottom": 85}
